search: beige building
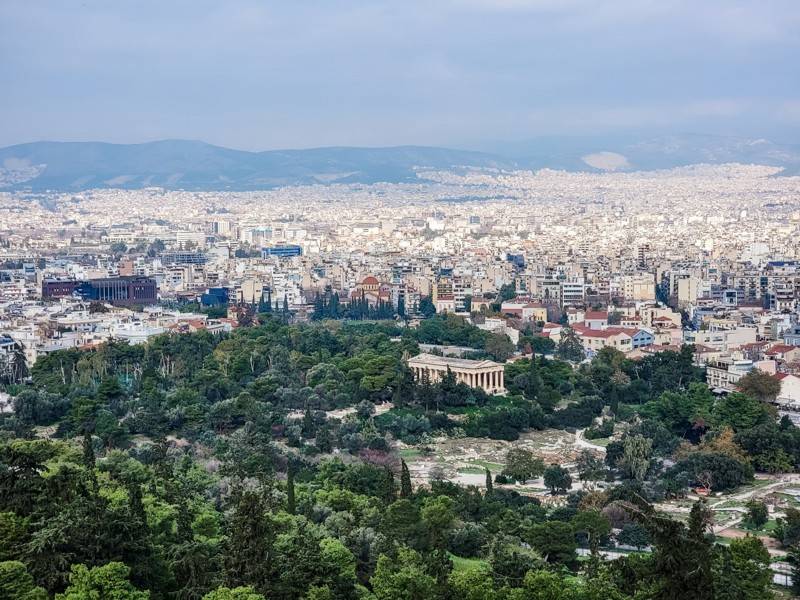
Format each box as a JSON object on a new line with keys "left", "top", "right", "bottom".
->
{"left": 407, "top": 353, "right": 505, "bottom": 394}
{"left": 622, "top": 274, "right": 656, "bottom": 301}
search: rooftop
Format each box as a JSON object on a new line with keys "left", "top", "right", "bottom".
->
{"left": 407, "top": 352, "right": 502, "bottom": 370}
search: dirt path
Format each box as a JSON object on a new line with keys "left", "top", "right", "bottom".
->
{"left": 574, "top": 428, "right": 606, "bottom": 453}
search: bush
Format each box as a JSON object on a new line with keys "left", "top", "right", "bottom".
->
{"left": 584, "top": 419, "right": 614, "bottom": 439}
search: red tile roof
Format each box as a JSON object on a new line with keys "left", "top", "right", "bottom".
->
{"left": 767, "top": 344, "right": 796, "bottom": 355}
{"left": 584, "top": 311, "right": 608, "bottom": 320}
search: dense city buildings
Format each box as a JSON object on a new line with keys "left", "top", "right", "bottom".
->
{"left": 0, "top": 164, "right": 799, "bottom": 398}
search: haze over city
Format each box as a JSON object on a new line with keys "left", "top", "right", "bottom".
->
{"left": 1, "top": 2, "right": 800, "bottom": 599}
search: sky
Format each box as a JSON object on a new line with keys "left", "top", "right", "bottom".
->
{"left": 1, "top": 0, "right": 799, "bottom": 150}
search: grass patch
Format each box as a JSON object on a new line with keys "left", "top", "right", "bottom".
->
{"left": 448, "top": 554, "right": 488, "bottom": 572}
{"left": 586, "top": 436, "right": 612, "bottom": 447}
{"left": 467, "top": 459, "right": 505, "bottom": 472}
{"left": 776, "top": 493, "right": 800, "bottom": 507}
{"left": 740, "top": 518, "right": 778, "bottom": 535}
{"left": 399, "top": 448, "right": 422, "bottom": 459}
{"left": 458, "top": 467, "right": 487, "bottom": 475}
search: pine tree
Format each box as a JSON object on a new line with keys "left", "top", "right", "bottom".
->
{"left": 400, "top": 459, "right": 412, "bottom": 498}
{"left": 485, "top": 468, "right": 493, "bottom": 495}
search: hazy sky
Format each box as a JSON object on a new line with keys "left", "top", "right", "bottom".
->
{"left": 1, "top": 0, "right": 799, "bottom": 150}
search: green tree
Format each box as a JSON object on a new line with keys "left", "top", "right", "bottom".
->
{"left": 0, "top": 513, "right": 28, "bottom": 562}
{"left": 286, "top": 467, "right": 296, "bottom": 515}
{"left": 576, "top": 449, "right": 606, "bottom": 488}
{"left": 572, "top": 509, "right": 612, "bottom": 557}
{"left": 618, "top": 435, "right": 652, "bottom": 482}
{"left": 400, "top": 459, "right": 412, "bottom": 498}
{"left": 712, "top": 392, "right": 770, "bottom": 431}
{"left": 371, "top": 547, "right": 437, "bottom": 600}
{"left": 745, "top": 500, "right": 768, "bottom": 529}
{"left": 790, "top": 544, "right": 800, "bottom": 596}
{"left": 736, "top": 369, "right": 781, "bottom": 403}
{"left": 502, "top": 447, "right": 545, "bottom": 483}
{"left": 556, "top": 327, "right": 585, "bottom": 362}
{"left": 203, "top": 586, "right": 266, "bottom": 600}
{"left": 616, "top": 523, "right": 650, "bottom": 550}
{"left": 507, "top": 569, "right": 576, "bottom": 600}
{"left": 772, "top": 507, "right": 800, "bottom": 548}
{"left": 488, "top": 539, "right": 543, "bottom": 587}
{"left": 225, "top": 490, "right": 274, "bottom": 593}
{"left": 527, "top": 521, "right": 577, "bottom": 565}
{"left": 713, "top": 536, "right": 773, "bottom": 600}
{"left": 448, "top": 566, "right": 498, "bottom": 600}
{"left": 485, "top": 468, "right": 493, "bottom": 494}
{"left": 56, "top": 562, "right": 149, "bottom": 600}
{"left": 485, "top": 333, "right": 515, "bottom": 362}
{"left": 421, "top": 495, "right": 456, "bottom": 549}
{"left": 543, "top": 464, "right": 572, "bottom": 495}
{"left": 0, "top": 561, "right": 47, "bottom": 600}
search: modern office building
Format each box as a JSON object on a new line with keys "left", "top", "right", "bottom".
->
{"left": 160, "top": 251, "right": 208, "bottom": 265}
{"left": 43, "top": 276, "right": 157, "bottom": 306}
{"left": 262, "top": 244, "right": 303, "bottom": 258}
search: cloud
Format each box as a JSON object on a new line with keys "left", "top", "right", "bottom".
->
{"left": 0, "top": 0, "right": 799, "bottom": 148}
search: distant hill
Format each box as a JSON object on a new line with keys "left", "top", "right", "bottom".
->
{"left": 2, "top": 134, "right": 800, "bottom": 192}
{"left": 481, "top": 134, "right": 800, "bottom": 174}
{"left": 0, "top": 140, "right": 515, "bottom": 191}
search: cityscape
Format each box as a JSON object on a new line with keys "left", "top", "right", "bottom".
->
{"left": 2, "top": 1, "right": 800, "bottom": 599}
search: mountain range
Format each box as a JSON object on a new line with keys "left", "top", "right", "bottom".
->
{"left": 1, "top": 135, "right": 799, "bottom": 191}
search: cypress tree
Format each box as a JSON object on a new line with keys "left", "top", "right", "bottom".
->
{"left": 400, "top": 459, "right": 412, "bottom": 498}
{"left": 330, "top": 292, "right": 340, "bottom": 318}
{"left": 286, "top": 467, "right": 296, "bottom": 515}
{"left": 226, "top": 490, "right": 273, "bottom": 591}
{"left": 302, "top": 405, "right": 315, "bottom": 437}
{"left": 82, "top": 432, "right": 95, "bottom": 470}
{"left": 384, "top": 467, "right": 396, "bottom": 503}
{"left": 485, "top": 468, "right": 493, "bottom": 495}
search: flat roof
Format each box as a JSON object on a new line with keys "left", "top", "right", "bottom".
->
{"left": 407, "top": 352, "right": 502, "bottom": 370}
